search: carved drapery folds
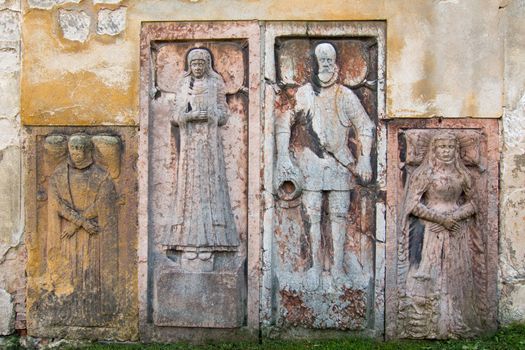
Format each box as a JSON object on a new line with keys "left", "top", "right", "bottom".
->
{"left": 161, "top": 47, "right": 239, "bottom": 258}
{"left": 386, "top": 120, "right": 499, "bottom": 340}
{"left": 140, "top": 22, "right": 261, "bottom": 339}
{"left": 26, "top": 128, "right": 138, "bottom": 339}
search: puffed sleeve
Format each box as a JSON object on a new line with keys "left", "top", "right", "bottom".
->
{"left": 216, "top": 78, "right": 229, "bottom": 126}
{"left": 340, "top": 88, "right": 374, "bottom": 138}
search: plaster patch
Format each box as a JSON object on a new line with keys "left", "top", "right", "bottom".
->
{"left": 0, "top": 0, "right": 20, "bottom": 11}
{"left": 0, "top": 9, "right": 19, "bottom": 41}
{"left": 58, "top": 9, "right": 90, "bottom": 43}
{"left": 96, "top": 7, "right": 126, "bottom": 36}
{"left": 501, "top": 189, "right": 525, "bottom": 278}
{"left": 0, "top": 72, "right": 20, "bottom": 118}
{"left": 28, "top": 0, "right": 80, "bottom": 10}
{"left": 93, "top": 0, "right": 122, "bottom": 3}
{"left": 0, "top": 120, "right": 19, "bottom": 148}
{"left": 500, "top": 282, "right": 525, "bottom": 323}
{"left": 0, "top": 288, "right": 14, "bottom": 335}
{"left": 0, "top": 45, "right": 19, "bottom": 74}
{"left": 503, "top": 94, "right": 525, "bottom": 148}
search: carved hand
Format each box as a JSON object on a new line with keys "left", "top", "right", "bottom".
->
{"left": 61, "top": 223, "right": 80, "bottom": 239}
{"left": 277, "top": 156, "right": 297, "bottom": 180}
{"left": 188, "top": 109, "right": 208, "bottom": 122}
{"left": 82, "top": 220, "right": 100, "bottom": 235}
{"left": 441, "top": 216, "right": 460, "bottom": 234}
{"left": 355, "top": 155, "right": 372, "bottom": 184}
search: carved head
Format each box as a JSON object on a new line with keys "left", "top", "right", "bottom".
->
{"left": 187, "top": 48, "right": 211, "bottom": 79}
{"left": 68, "top": 134, "right": 94, "bottom": 169}
{"left": 431, "top": 132, "right": 458, "bottom": 164}
{"left": 314, "top": 43, "right": 337, "bottom": 83}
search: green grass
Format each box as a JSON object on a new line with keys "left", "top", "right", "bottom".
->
{"left": 8, "top": 324, "right": 525, "bottom": 350}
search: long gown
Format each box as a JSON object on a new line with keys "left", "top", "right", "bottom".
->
{"left": 398, "top": 166, "right": 483, "bottom": 339}
{"left": 47, "top": 161, "right": 118, "bottom": 326}
{"left": 163, "top": 72, "right": 238, "bottom": 252}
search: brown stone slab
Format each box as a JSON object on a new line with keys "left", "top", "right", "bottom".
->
{"left": 385, "top": 118, "right": 499, "bottom": 339}
{"left": 24, "top": 126, "right": 139, "bottom": 340}
{"left": 138, "top": 21, "right": 261, "bottom": 342}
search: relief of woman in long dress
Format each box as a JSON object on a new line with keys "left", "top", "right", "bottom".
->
{"left": 397, "top": 131, "right": 486, "bottom": 339}
{"left": 162, "top": 48, "right": 239, "bottom": 260}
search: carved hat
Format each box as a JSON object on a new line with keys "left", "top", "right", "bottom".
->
{"left": 431, "top": 131, "right": 457, "bottom": 143}
{"left": 68, "top": 133, "right": 93, "bottom": 150}
{"left": 67, "top": 133, "right": 94, "bottom": 169}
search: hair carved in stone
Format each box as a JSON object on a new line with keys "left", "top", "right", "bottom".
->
{"left": 397, "top": 131, "right": 484, "bottom": 338}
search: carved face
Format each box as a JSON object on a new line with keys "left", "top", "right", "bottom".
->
{"left": 315, "top": 44, "right": 337, "bottom": 83}
{"left": 190, "top": 59, "right": 206, "bottom": 79}
{"left": 434, "top": 139, "right": 456, "bottom": 163}
{"left": 68, "top": 142, "right": 92, "bottom": 168}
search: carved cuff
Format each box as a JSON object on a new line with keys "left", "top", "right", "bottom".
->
{"left": 412, "top": 203, "right": 446, "bottom": 225}
{"left": 454, "top": 202, "right": 476, "bottom": 221}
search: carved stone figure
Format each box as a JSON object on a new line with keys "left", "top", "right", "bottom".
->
{"left": 275, "top": 43, "right": 375, "bottom": 290}
{"left": 46, "top": 133, "right": 118, "bottom": 326}
{"left": 397, "top": 131, "right": 483, "bottom": 338}
{"left": 162, "top": 48, "right": 239, "bottom": 262}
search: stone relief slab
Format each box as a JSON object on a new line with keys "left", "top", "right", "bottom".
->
{"left": 385, "top": 119, "right": 499, "bottom": 339}
{"left": 25, "top": 127, "right": 138, "bottom": 340}
{"left": 261, "top": 22, "right": 386, "bottom": 336}
{"left": 139, "top": 22, "right": 261, "bottom": 342}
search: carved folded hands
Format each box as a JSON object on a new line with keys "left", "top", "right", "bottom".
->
{"left": 431, "top": 216, "right": 461, "bottom": 234}
{"left": 413, "top": 202, "right": 475, "bottom": 235}
{"left": 60, "top": 215, "right": 100, "bottom": 238}
{"left": 57, "top": 197, "right": 100, "bottom": 238}
{"left": 185, "top": 109, "right": 209, "bottom": 123}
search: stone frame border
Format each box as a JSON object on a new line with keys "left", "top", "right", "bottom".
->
{"left": 260, "top": 21, "right": 387, "bottom": 336}
{"left": 138, "top": 21, "right": 262, "bottom": 339}
{"left": 23, "top": 125, "right": 139, "bottom": 340}
{"left": 385, "top": 118, "right": 500, "bottom": 339}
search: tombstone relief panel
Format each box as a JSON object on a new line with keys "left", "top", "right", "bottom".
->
{"left": 153, "top": 44, "right": 246, "bottom": 328}
{"left": 25, "top": 127, "right": 138, "bottom": 340}
{"left": 262, "top": 22, "right": 386, "bottom": 335}
{"left": 139, "top": 22, "right": 261, "bottom": 340}
{"left": 385, "top": 119, "right": 499, "bottom": 339}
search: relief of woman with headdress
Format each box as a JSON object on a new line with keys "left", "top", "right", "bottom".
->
{"left": 397, "top": 131, "right": 486, "bottom": 339}
{"left": 162, "top": 48, "right": 239, "bottom": 259}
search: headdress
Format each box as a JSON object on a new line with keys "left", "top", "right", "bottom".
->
{"left": 68, "top": 133, "right": 93, "bottom": 151}
{"left": 68, "top": 133, "right": 94, "bottom": 169}
{"left": 183, "top": 48, "right": 222, "bottom": 82}
{"left": 187, "top": 48, "right": 211, "bottom": 65}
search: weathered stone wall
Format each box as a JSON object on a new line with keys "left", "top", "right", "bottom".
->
{"left": 21, "top": 0, "right": 504, "bottom": 126}
{"left": 0, "top": 0, "right": 23, "bottom": 336}
{"left": 499, "top": 0, "right": 525, "bottom": 323}
{"left": 0, "top": 0, "right": 522, "bottom": 342}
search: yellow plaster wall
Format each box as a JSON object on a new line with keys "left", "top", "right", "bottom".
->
{"left": 21, "top": 0, "right": 504, "bottom": 125}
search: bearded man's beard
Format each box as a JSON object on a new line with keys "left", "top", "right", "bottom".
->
{"left": 318, "top": 69, "right": 334, "bottom": 83}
